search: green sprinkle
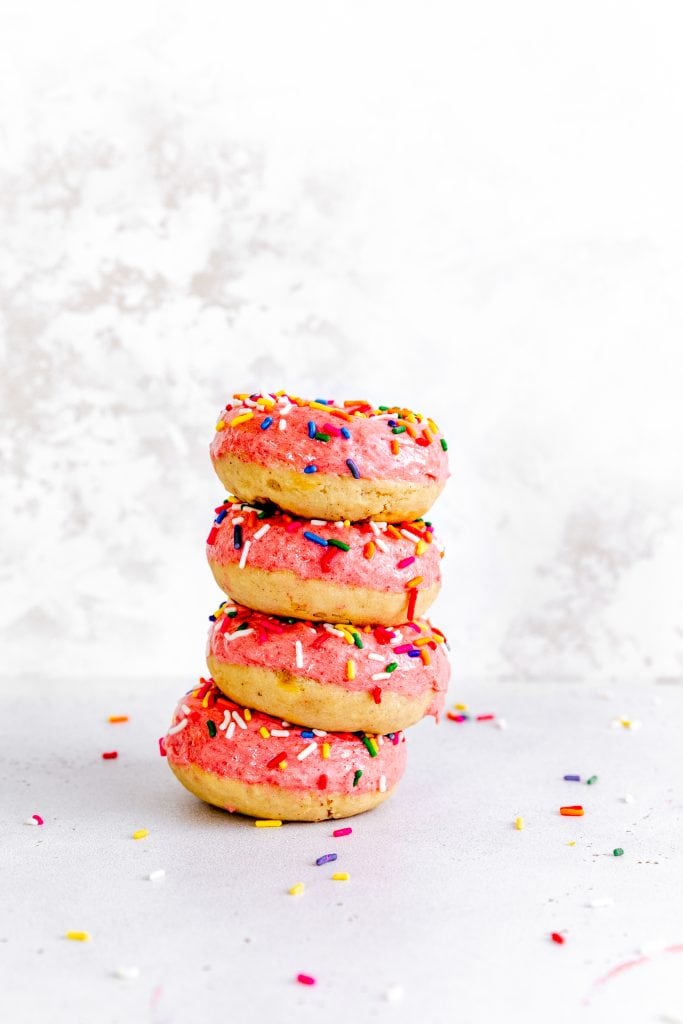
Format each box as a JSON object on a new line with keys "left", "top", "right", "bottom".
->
{"left": 385, "top": 662, "right": 398, "bottom": 673}
{"left": 440, "top": 438, "right": 448, "bottom": 451}
{"left": 360, "top": 735, "right": 378, "bottom": 757}
{"left": 392, "top": 425, "right": 406, "bottom": 434}
{"left": 237, "top": 622, "right": 249, "bottom": 631}
{"left": 352, "top": 632, "right": 364, "bottom": 649}
{"left": 353, "top": 770, "right": 363, "bottom": 787}
{"left": 586, "top": 775, "right": 598, "bottom": 785}
{"left": 327, "top": 539, "right": 350, "bottom": 551}
{"left": 378, "top": 406, "right": 389, "bottom": 411}
{"left": 613, "top": 848, "right": 624, "bottom": 856}
{"left": 207, "top": 720, "right": 217, "bottom": 737}
{"left": 227, "top": 610, "right": 238, "bottom": 617}
{"left": 314, "top": 432, "right": 330, "bottom": 442}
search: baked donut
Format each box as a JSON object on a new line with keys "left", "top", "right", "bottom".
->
{"left": 164, "top": 679, "right": 407, "bottom": 821}
{"left": 206, "top": 499, "right": 443, "bottom": 626}
{"left": 210, "top": 391, "right": 449, "bottom": 523}
{"left": 206, "top": 600, "right": 450, "bottom": 734}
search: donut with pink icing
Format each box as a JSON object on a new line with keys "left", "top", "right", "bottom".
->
{"left": 206, "top": 498, "right": 443, "bottom": 626}
{"left": 206, "top": 599, "right": 450, "bottom": 733}
{"left": 164, "top": 679, "right": 407, "bottom": 821}
{"left": 210, "top": 392, "right": 449, "bottom": 523}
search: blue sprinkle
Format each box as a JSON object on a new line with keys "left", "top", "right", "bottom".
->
{"left": 303, "top": 465, "right": 318, "bottom": 474}
{"left": 303, "top": 530, "right": 328, "bottom": 547}
{"left": 346, "top": 458, "right": 361, "bottom": 479}
{"left": 233, "top": 524, "right": 243, "bottom": 550}
{"left": 315, "top": 853, "right": 338, "bottom": 866}
{"left": 307, "top": 420, "right": 316, "bottom": 438}
{"left": 563, "top": 774, "right": 581, "bottom": 782}
{"left": 300, "top": 730, "right": 315, "bottom": 739}
{"left": 340, "top": 427, "right": 351, "bottom": 439}
{"left": 408, "top": 649, "right": 421, "bottom": 657}
{"left": 215, "top": 509, "right": 228, "bottom": 524}
{"left": 208, "top": 615, "right": 216, "bottom": 621}
{"left": 314, "top": 398, "right": 329, "bottom": 405}
{"left": 260, "top": 416, "right": 273, "bottom": 430}
{"left": 387, "top": 419, "right": 397, "bottom": 427}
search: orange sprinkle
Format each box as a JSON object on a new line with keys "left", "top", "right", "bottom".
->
{"left": 420, "top": 649, "right": 431, "bottom": 665}
{"left": 386, "top": 525, "right": 402, "bottom": 539}
{"left": 405, "top": 576, "right": 423, "bottom": 589}
{"left": 108, "top": 715, "right": 129, "bottom": 724}
{"left": 560, "top": 806, "right": 584, "bottom": 817}
{"left": 422, "top": 429, "right": 433, "bottom": 445}
{"left": 391, "top": 439, "right": 400, "bottom": 455}
{"left": 363, "top": 541, "right": 375, "bottom": 560}
{"left": 405, "top": 424, "right": 418, "bottom": 438}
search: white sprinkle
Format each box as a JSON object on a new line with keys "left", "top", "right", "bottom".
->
{"left": 224, "top": 628, "right": 255, "bottom": 642}
{"left": 114, "top": 966, "right": 140, "bottom": 981}
{"left": 181, "top": 704, "right": 191, "bottom": 715}
{"left": 369, "top": 521, "right": 382, "bottom": 536}
{"left": 297, "top": 742, "right": 317, "bottom": 761}
{"left": 271, "top": 729, "right": 290, "bottom": 738}
{"left": 231, "top": 516, "right": 244, "bottom": 525}
{"left": 379, "top": 775, "right": 387, "bottom": 793}
{"left": 24, "top": 818, "right": 39, "bottom": 826}
{"left": 232, "top": 711, "right": 247, "bottom": 730}
{"left": 372, "top": 672, "right": 391, "bottom": 681}
{"left": 310, "top": 520, "right": 326, "bottom": 526}
{"left": 368, "top": 653, "right": 385, "bottom": 662}
{"left": 388, "top": 632, "right": 403, "bottom": 645}
{"left": 225, "top": 721, "right": 236, "bottom": 740}
{"left": 279, "top": 418, "right": 287, "bottom": 431}
{"left": 280, "top": 403, "right": 293, "bottom": 415}
{"left": 238, "top": 540, "right": 251, "bottom": 569}
{"left": 147, "top": 869, "right": 165, "bottom": 881}
{"left": 253, "top": 524, "right": 270, "bottom": 541}
{"left": 495, "top": 717, "right": 509, "bottom": 730}
{"left": 324, "top": 624, "right": 346, "bottom": 637}
{"left": 400, "top": 529, "right": 420, "bottom": 543}
{"left": 385, "top": 984, "right": 404, "bottom": 1004}
{"left": 377, "top": 734, "right": 384, "bottom": 746}
{"left": 281, "top": 720, "right": 291, "bottom": 727}
{"left": 340, "top": 750, "right": 351, "bottom": 759}
{"left": 168, "top": 719, "right": 188, "bottom": 735}
{"left": 334, "top": 521, "right": 345, "bottom": 528}
{"left": 312, "top": 729, "right": 327, "bottom": 737}
{"left": 587, "top": 897, "right": 614, "bottom": 908}
{"left": 374, "top": 538, "right": 389, "bottom": 553}
{"left": 218, "top": 710, "right": 231, "bottom": 731}
{"left": 295, "top": 640, "right": 304, "bottom": 668}
{"left": 622, "top": 793, "right": 635, "bottom": 803}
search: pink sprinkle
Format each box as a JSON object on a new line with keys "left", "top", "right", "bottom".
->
{"left": 322, "top": 422, "right": 342, "bottom": 436}
{"left": 32, "top": 814, "right": 44, "bottom": 826}
{"left": 285, "top": 521, "right": 301, "bottom": 533}
{"left": 158, "top": 737, "right": 167, "bottom": 757}
{"left": 476, "top": 713, "right": 495, "bottom": 721}
{"left": 406, "top": 622, "right": 422, "bottom": 633}
{"left": 333, "top": 827, "right": 352, "bottom": 837}
{"left": 392, "top": 732, "right": 401, "bottom": 744}
{"left": 297, "top": 974, "right": 316, "bottom": 986}
{"left": 393, "top": 643, "right": 413, "bottom": 654}
{"left": 397, "top": 556, "right": 416, "bottom": 569}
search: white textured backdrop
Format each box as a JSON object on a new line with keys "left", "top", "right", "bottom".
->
{"left": 2, "top": 1, "right": 683, "bottom": 682}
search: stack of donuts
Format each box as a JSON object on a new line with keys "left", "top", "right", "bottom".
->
{"left": 163, "top": 391, "right": 450, "bottom": 821}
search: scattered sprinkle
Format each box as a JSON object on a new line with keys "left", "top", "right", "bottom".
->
{"left": 255, "top": 820, "right": 282, "bottom": 828}
{"left": 515, "top": 817, "right": 525, "bottom": 830}
{"left": 333, "top": 827, "right": 353, "bottom": 837}
{"left": 108, "top": 715, "right": 129, "bottom": 724}
{"left": 27, "top": 814, "right": 44, "bottom": 826}
{"left": 102, "top": 751, "right": 118, "bottom": 760}
{"left": 551, "top": 932, "right": 565, "bottom": 945}
{"left": 114, "top": 966, "right": 140, "bottom": 980}
{"left": 132, "top": 829, "right": 149, "bottom": 840}
{"left": 586, "top": 775, "right": 598, "bottom": 785}
{"left": 560, "top": 806, "right": 584, "bottom": 817}
{"left": 297, "top": 974, "right": 316, "bottom": 986}
{"left": 564, "top": 774, "right": 581, "bottom": 782}
{"left": 332, "top": 872, "right": 350, "bottom": 881}
{"left": 65, "top": 931, "right": 91, "bottom": 942}
{"left": 289, "top": 883, "right": 305, "bottom": 896}
{"left": 147, "top": 870, "right": 165, "bottom": 881}
{"left": 622, "top": 794, "right": 635, "bottom": 804}
{"left": 385, "top": 985, "right": 404, "bottom": 1004}
{"left": 613, "top": 848, "right": 625, "bottom": 857}
{"left": 316, "top": 853, "right": 337, "bottom": 866}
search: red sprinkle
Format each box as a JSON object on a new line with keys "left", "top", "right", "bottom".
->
{"left": 333, "top": 827, "right": 352, "bottom": 837}
{"left": 206, "top": 526, "right": 219, "bottom": 545}
{"left": 267, "top": 751, "right": 288, "bottom": 770}
{"left": 406, "top": 587, "right": 418, "bottom": 621}
{"left": 551, "top": 932, "right": 565, "bottom": 945}
{"left": 317, "top": 774, "right": 328, "bottom": 790}
{"left": 297, "top": 974, "right": 316, "bottom": 986}
{"left": 158, "top": 737, "right": 167, "bottom": 756}
{"left": 372, "top": 687, "right": 383, "bottom": 704}
{"left": 476, "top": 714, "right": 495, "bottom": 721}
{"left": 447, "top": 713, "right": 468, "bottom": 723}
{"left": 102, "top": 751, "right": 118, "bottom": 760}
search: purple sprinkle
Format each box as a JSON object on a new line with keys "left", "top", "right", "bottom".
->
{"left": 315, "top": 853, "right": 338, "bottom": 866}
{"left": 563, "top": 774, "right": 581, "bottom": 782}
{"left": 233, "top": 524, "right": 243, "bottom": 550}
{"left": 303, "top": 465, "right": 318, "bottom": 474}
{"left": 346, "top": 458, "right": 361, "bottom": 479}
{"left": 341, "top": 427, "right": 351, "bottom": 439}
{"left": 260, "top": 416, "right": 273, "bottom": 430}
{"left": 408, "top": 650, "right": 421, "bottom": 657}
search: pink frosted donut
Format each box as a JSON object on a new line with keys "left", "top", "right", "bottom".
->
{"left": 206, "top": 600, "right": 450, "bottom": 734}
{"left": 206, "top": 499, "right": 443, "bottom": 626}
{"left": 210, "top": 391, "right": 449, "bottom": 523}
{"left": 164, "top": 680, "right": 407, "bottom": 821}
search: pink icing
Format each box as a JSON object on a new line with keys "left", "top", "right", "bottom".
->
{"left": 210, "top": 394, "right": 449, "bottom": 484}
{"left": 207, "top": 502, "right": 443, "bottom": 593}
{"left": 207, "top": 602, "right": 450, "bottom": 718}
{"left": 164, "top": 682, "right": 407, "bottom": 795}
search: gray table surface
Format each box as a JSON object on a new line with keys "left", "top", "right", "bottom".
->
{"left": 3, "top": 676, "right": 681, "bottom": 1024}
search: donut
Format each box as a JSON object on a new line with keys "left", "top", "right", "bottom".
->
{"left": 206, "top": 599, "right": 450, "bottom": 733}
{"left": 206, "top": 498, "right": 443, "bottom": 626}
{"left": 210, "top": 391, "right": 449, "bottom": 523}
{"left": 164, "top": 680, "right": 407, "bottom": 821}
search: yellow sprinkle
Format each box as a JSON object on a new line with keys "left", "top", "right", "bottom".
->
{"left": 332, "top": 872, "right": 350, "bottom": 881}
{"left": 215, "top": 420, "right": 226, "bottom": 430}
{"left": 132, "top": 829, "right": 148, "bottom": 840}
{"left": 515, "top": 817, "right": 524, "bottom": 830}
{"left": 343, "top": 519, "right": 350, "bottom": 528}
{"left": 289, "top": 882, "right": 305, "bottom": 895}
{"left": 428, "top": 418, "right": 440, "bottom": 434}
{"left": 405, "top": 576, "right": 424, "bottom": 589}
{"left": 259, "top": 726, "right": 270, "bottom": 739}
{"left": 278, "top": 760, "right": 287, "bottom": 771}
{"left": 368, "top": 738, "right": 379, "bottom": 756}
{"left": 567, "top": 841, "right": 577, "bottom": 847}
{"left": 415, "top": 540, "right": 427, "bottom": 555}
{"left": 254, "top": 820, "right": 282, "bottom": 828}
{"left": 346, "top": 659, "right": 356, "bottom": 681}
{"left": 244, "top": 709, "right": 252, "bottom": 722}
{"left": 431, "top": 633, "right": 445, "bottom": 644}
{"left": 233, "top": 392, "right": 249, "bottom": 400}
{"left": 201, "top": 691, "right": 211, "bottom": 708}
{"left": 454, "top": 703, "right": 468, "bottom": 711}
{"left": 322, "top": 742, "right": 330, "bottom": 760}
{"left": 229, "top": 412, "right": 254, "bottom": 427}
{"left": 65, "top": 931, "right": 91, "bottom": 942}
